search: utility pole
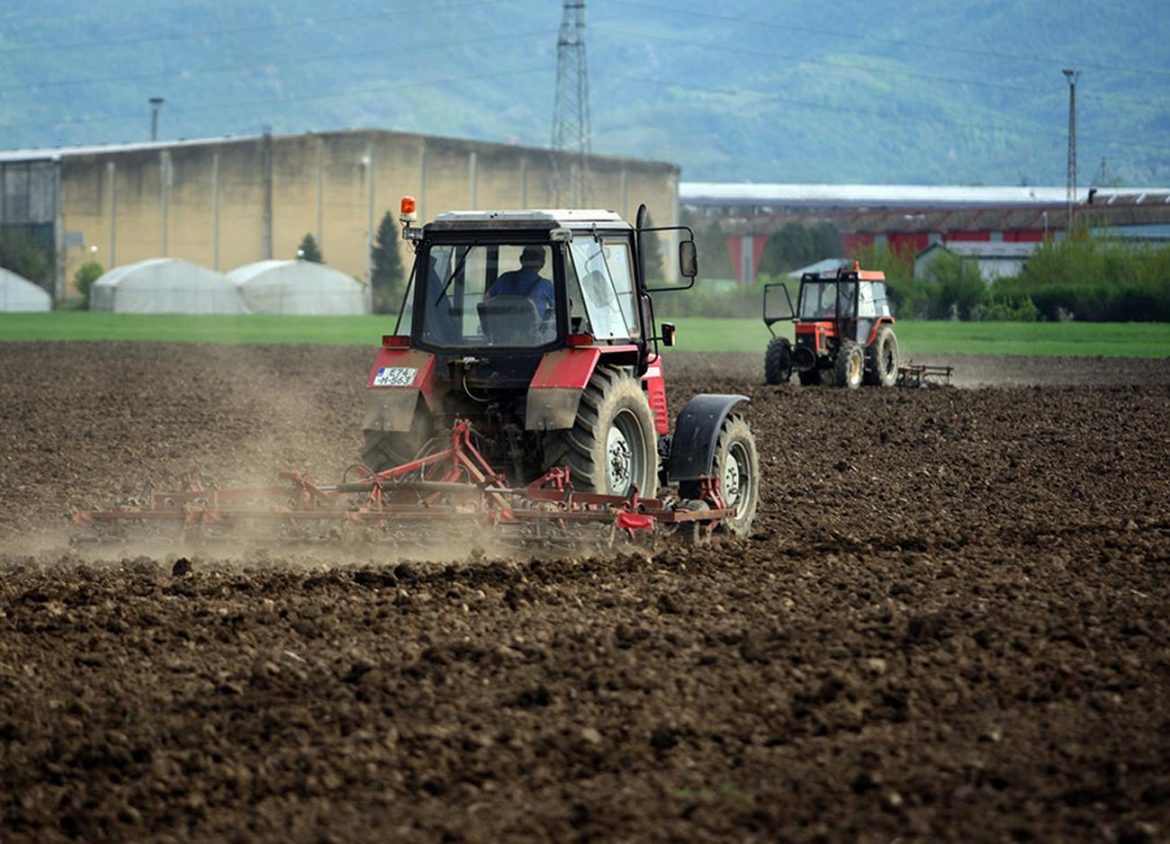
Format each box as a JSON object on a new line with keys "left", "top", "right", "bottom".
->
{"left": 1062, "top": 69, "right": 1078, "bottom": 232}
{"left": 149, "top": 96, "right": 165, "bottom": 141}
{"left": 551, "top": 0, "right": 591, "bottom": 207}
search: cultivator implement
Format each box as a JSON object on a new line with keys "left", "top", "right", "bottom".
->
{"left": 71, "top": 420, "right": 732, "bottom": 550}
{"left": 897, "top": 361, "right": 955, "bottom": 388}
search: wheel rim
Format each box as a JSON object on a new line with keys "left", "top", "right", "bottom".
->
{"left": 724, "top": 442, "right": 750, "bottom": 517}
{"left": 848, "top": 351, "right": 862, "bottom": 383}
{"left": 606, "top": 409, "right": 643, "bottom": 495}
{"left": 881, "top": 339, "right": 895, "bottom": 376}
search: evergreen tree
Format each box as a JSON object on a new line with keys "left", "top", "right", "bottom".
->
{"left": 297, "top": 233, "right": 323, "bottom": 263}
{"left": 370, "top": 211, "right": 405, "bottom": 314}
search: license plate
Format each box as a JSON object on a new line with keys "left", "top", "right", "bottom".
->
{"left": 372, "top": 366, "right": 417, "bottom": 387}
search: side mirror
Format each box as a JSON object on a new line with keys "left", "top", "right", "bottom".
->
{"left": 678, "top": 240, "right": 697, "bottom": 279}
{"left": 660, "top": 322, "right": 676, "bottom": 347}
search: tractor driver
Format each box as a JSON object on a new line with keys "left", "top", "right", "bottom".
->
{"left": 486, "top": 245, "right": 555, "bottom": 319}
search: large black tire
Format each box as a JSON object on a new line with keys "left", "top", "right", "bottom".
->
{"left": 543, "top": 367, "right": 659, "bottom": 498}
{"left": 835, "top": 339, "right": 864, "bottom": 389}
{"left": 360, "top": 405, "right": 436, "bottom": 473}
{"left": 679, "top": 413, "right": 759, "bottom": 537}
{"left": 764, "top": 336, "right": 793, "bottom": 385}
{"left": 865, "top": 324, "right": 900, "bottom": 387}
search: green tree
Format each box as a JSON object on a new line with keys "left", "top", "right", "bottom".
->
{"left": 371, "top": 211, "right": 405, "bottom": 314}
{"left": 922, "top": 250, "right": 987, "bottom": 320}
{"left": 811, "top": 221, "right": 842, "bottom": 259}
{"left": 74, "top": 261, "right": 104, "bottom": 309}
{"left": 759, "top": 222, "right": 815, "bottom": 275}
{"left": 297, "top": 233, "right": 323, "bottom": 263}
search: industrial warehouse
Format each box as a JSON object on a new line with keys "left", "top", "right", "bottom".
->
{"left": 0, "top": 128, "right": 680, "bottom": 302}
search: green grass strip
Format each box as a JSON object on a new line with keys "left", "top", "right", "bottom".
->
{"left": 660, "top": 317, "right": 1170, "bottom": 358}
{"left": 1, "top": 313, "right": 1168, "bottom": 358}
{"left": 0, "top": 313, "right": 394, "bottom": 346}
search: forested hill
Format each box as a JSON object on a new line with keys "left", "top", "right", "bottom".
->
{"left": 1, "top": 0, "right": 1167, "bottom": 186}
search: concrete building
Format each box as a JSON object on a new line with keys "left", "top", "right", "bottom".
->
{"left": 0, "top": 129, "right": 681, "bottom": 302}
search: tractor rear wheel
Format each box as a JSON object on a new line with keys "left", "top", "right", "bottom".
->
{"left": 835, "top": 340, "right": 864, "bottom": 389}
{"left": 543, "top": 367, "right": 659, "bottom": 498}
{"left": 865, "top": 324, "right": 900, "bottom": 387}
{"left": 679, "top": 413, "right": 759, "bottom": 536}
{"left": 764, "top": 336, "right": 793, "bottom": 384}
{"left": 360, "top": 406, "right": 436, "bottom": 473}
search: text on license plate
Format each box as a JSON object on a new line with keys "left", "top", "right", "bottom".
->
{"left": 373, "top": 366, "right": 417, "bottom": 387}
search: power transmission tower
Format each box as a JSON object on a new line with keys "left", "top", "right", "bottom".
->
{"left": 551, "top": 0, "right": 591, "bottom": 207}
{"left": 1063, "top": 69, "right": 1079, "bottom": 231}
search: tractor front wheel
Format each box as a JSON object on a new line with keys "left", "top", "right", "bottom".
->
{"left": 835, "top": 340, "right": 864, "bottom": 389}
{"left": 764, "top": 336, "right": 793, "bottom": 385}
{"left": 543, "top": 367, "right": 659, "bottom": 498}
{"left": 680, "top": 413, "right": 759, "bottom": 536}
{"left": 866, "top": 324, "right": 900, "bottom": 387}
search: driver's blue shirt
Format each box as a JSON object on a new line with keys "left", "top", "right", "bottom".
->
{"left": 488, "top": 269, "right": 555, "bottom": 318}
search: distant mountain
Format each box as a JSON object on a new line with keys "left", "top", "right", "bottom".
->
{"left": 1, "top": 0, "right": 1167, "bottom": 186}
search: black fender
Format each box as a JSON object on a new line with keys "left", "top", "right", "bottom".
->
{"left": 666, "top": 393, "right": 750, "bottom": 482}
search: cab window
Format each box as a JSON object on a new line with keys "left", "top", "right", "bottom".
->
{"left": 568, "top": 239, "right": 639, "bottom": 340}
{"left": 418, "top": 243, "right": 557, "bottom": 348}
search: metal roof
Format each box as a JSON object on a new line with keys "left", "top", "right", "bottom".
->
{"left": 680, "top": 182, "right": 1170, "bottom": 209}
{"left": 917, "top": 242, "right": 1039, "bottom": 259}
{"left": 0, "top": 135, "right": 262, "bottom": 163}
{"left": 433, "top": 209, "right": 626, "bottom": 225}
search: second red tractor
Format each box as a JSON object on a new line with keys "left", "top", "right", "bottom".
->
{"left": 763, "top": 264, "right": 900, "bottom": 389}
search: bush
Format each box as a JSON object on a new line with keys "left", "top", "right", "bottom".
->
{"left": 982, "top": 293, "right": 1040, "bottom": 322}
{"left": 992, "top": 236, "right": 1170, "bottom": 321}
{"left": 74, "top": 261, "right": 104, "bottom": 309}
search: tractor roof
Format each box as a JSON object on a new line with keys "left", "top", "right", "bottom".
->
{"left": 431, "top": 209, "right": 628, "bottom": 229}
{"left": 803, "top": 267, "right": 887, "bottom": 283}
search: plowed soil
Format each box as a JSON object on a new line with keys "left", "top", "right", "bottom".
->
{"left": 2, "top": 342, "right": 1170, "bottom": 843}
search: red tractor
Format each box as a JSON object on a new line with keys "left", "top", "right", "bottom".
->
{"left": 763, "top": 263, "right": 900, "bottom": 389}
{"left": 359, "top": 198, "right": 761, "bottom": 536}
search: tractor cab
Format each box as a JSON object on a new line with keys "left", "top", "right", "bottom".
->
{"left": 402, "top": 224, "right": 644, "bottom": 354}
{"left": 393, "top": 205, "right": 669, "bottom": 372}
{"left": 762, "top": 263, "right": 899, "bottom": 388}
{"left": 794, "top": 267, "right": 892, "bottom": 346}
